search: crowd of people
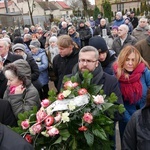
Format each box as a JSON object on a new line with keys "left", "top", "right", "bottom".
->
{"left": 0, "top": 10, "right": 149, "bottom": 149}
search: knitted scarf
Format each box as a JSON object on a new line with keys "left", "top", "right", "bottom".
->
{"left": 115, "top": 63, "right": 145, "bottom": 104}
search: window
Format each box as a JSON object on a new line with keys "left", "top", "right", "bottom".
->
{"left": 117, "top": 3, "right": 124, "bottom": 11}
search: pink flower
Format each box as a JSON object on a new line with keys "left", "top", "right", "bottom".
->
{"left": 57, "top": 93, "right": 65, "bottom": 100}
{"left": 83, "top": 112, "right": 93, "bottom": 124}
{"left": 44, "top": 116, "right": 54, "bottom": 127}
{"left": 64, "top": 81, "right": 74, "bottom": 89}
{"left": 21, "top": 119, "right": 30, "bottom": 130}
{"left": 30, "top": 124, "right": 42, "bottom": 135}
{"left": 54, "top": 112, "right": 62, "bottom": 123}
{"left": 47, "top": 126, "right": 59, "bottom": 136}
{"left": 93, "top": 95, "right": 104, "bottom": 104}
{"left": 78, "top": 126, "right": 88, "bottom": 131}
{"left": 36, "top": 109, "right": 47, "bottom": 123}
{"left": 41, "top": 99, "right": 50, "bottom": 108}
{"left": 72, "top": 82, "right": 79, "bottom": 88}
{"left": 78, "top": 88, "right": 88, "bottom": 95}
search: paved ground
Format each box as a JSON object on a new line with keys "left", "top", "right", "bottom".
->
{"left": 49, "top": 81, "right": 121, "bottom": 150}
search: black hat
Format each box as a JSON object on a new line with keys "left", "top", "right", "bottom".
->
{"left": 79, "top": 20, "right": 85, "bottom": 24}
{"left": 89, "top": 36, "right": 108, "bottom": 53}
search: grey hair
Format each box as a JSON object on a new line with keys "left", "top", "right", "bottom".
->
{"left": 24, "top": 34, "right": 32, "bottom": 40}
{"left": 119, "top": 24, "right": 129, "bottom": 32}
{"left": 79, "top": 46, "right": 99, "bottom": 60}
{"left": 0, "top": 39, "right": 9, "bottom": 47}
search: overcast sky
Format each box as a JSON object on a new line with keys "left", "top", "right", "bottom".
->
{"left": 89, "top": 0, "right": 95, "bottom": 5}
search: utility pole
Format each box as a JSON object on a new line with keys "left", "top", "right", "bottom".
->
{"left": 4, "top": 0, "right": 8, "bottom": 13}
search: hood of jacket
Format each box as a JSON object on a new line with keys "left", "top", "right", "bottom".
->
{"left": 12, "top": 59, "right": 31, "bottom": 86}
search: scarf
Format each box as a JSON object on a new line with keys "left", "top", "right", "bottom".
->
{"left": 115, "top": 63, "right": 145, "bottom": 104}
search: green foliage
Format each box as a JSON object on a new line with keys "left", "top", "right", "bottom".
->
{"left": 102, "top": 0, "right": 112, "bottom": 23}
{"left": 93, "top": 5, "right": 100, "bottom": 20}
{"left": 12, "top": 71, "right": 125, "bottom": 150}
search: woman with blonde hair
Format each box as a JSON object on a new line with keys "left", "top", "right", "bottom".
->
{"left": 113, "top": 45, "right": 150, "bottom": 141}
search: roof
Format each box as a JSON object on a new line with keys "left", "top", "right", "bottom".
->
{"left": 0, "top": 1, "right": 13, "bottom": 9}
{"left": 56, "top": 1, "right": 70, "bottom": 9}
{"left": 36, "top": 1, "right": 58, "bottom": 11}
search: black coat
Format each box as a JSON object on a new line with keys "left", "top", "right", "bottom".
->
{"left": 0, "top": 52, "right": 23, "bottom": 98}
{"left": 122, "top": 107, "right": 150, "bottom": 150}
{"left": 0, "top": 100, "right": 17, "bottom": 127}
{"left": 0, "top": 123, "right": 34, "bottom": 150}
{"left": 53, "top": 48, "right": 79, "bottom": 92}
{"left": 77, "top": 25, "right": 92, "bottom": 48}
{"left": 93, "top": 25, "right": 111, "bottom": 37}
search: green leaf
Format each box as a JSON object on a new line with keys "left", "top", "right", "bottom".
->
{"left": 118, "top": 104, "right": 126, "bottom": 113}
{"left": 92, "top": 126, "right": 107, "bottom": 141}
{"left": 107, "top": 93, "right": 118, "bottom": 103}
{"left": 84, "top": 130, "right": 94, "bottom": 146}
{"left": 59, "top": 129, "right": 70, "bottom": 141}
{"left": 52, "top": 136, "right": 62, "bottom": 145}
{"left": 102, "top": 103, "right": 114, "bottom": 112}
{"left": 69, "top": 136, "right": 77, "bottom": 150}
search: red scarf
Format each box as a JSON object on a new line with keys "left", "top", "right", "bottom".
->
{"left": 114, "top": 63, "right": 145, "bottom": 104}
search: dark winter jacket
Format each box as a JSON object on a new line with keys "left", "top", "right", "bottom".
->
{"left": 0, "top": 123, "right": 34, "bottom": 150}
{"left": 135, "top": 36, "right": 150, "bottom": 66}
{"left": 0, "top": 100, "right": 17, "bottom": 127}
{"left": 77, "top": 25, "right": 92, "bottom": 48}
{"left": 93, "top": 25, "right": 111, "bottom": 37}
{"left": 101, "top": 50, "right": 116, "bottom": 75}
{"left": 122, "top": 107, "right": 150, "bottom": 150}
{"left": 53, "top": 48, "right": 79, "bottom": 92}
{"left": 111, "top": 34, "right": 137, "bottom": 56}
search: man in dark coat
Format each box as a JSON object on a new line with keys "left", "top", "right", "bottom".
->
{"left": 0, "top": 39, "right": 23, "bottom": 98}
{"left": 0, "top": 123, "right": 34, "bottom": 150}
{"left": 66, "top": 45, "right": 123, "bottom": 149}
{"left": 53, "top": 35, "right": 79, "bottom": 92}
{"left": 77, "top": 20, "right": 92, "bottom": 48}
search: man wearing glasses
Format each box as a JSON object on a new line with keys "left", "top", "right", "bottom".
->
{"left": 66, "top": 45, "right": 123, "bottom": 149}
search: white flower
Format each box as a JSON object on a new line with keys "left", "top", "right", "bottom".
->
{"left": 62, "top": 90, "right": 71, "bottom": 97}
{"left": 93, "top": 95, "right": 104, "bottom": 105}
{"left": 68, "top": 101, "right": 76, "bottom": 111}
{"left": 41, "top": 131, "right": 49, "bottom": 137}
{"left": 61, "top": 111, "right": 70, "bottom": 123}
{"left": 46, "top": 107, "right": 53, "bottom": 115}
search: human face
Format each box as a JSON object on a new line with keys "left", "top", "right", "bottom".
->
{"left": 100, "top": 19, "right": 106, "bottom": 26}
{"left": 123, "top": 52, "right": 136, "bottom": 72}
{"left": 49, "top": 41, "right": 57, "bottom": 48}
{"left": 68, "top": 29, "right": 75, "bottom": 35}
{"left": 118, "top": 26, "right": 127, "bottom": 38}
{"left": 30, "top": 47, "right": 38, "bottom": 54}
{"left": 5, "top": 70, "right": 23, "bottom": 87}
{"left": 58, "top": 46, "right": 73, "bottom": 57}
{"left": 111, "top": 29, "right": 118, "bottom": 36}
{"left": 79, "top": 51, "right": 98, "bottom": 72}
{"left": 0, "top": 41, "right": 9, "bottom": 57}
{"left": 139, "top": 19, "right": 147, "bottom": 28}
{"left": 99, "top": 52, "right": 107, "bottom": 62}
{"left": 14, "top": 50, "right": 24, "bottom": 56}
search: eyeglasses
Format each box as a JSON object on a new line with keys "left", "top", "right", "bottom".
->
{"left": 79, "top": 59, "right": 97, "bottom": 64}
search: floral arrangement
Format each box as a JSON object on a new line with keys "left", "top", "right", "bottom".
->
{"left": 13, "top": 71, "right": 125, "bottom": 150}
